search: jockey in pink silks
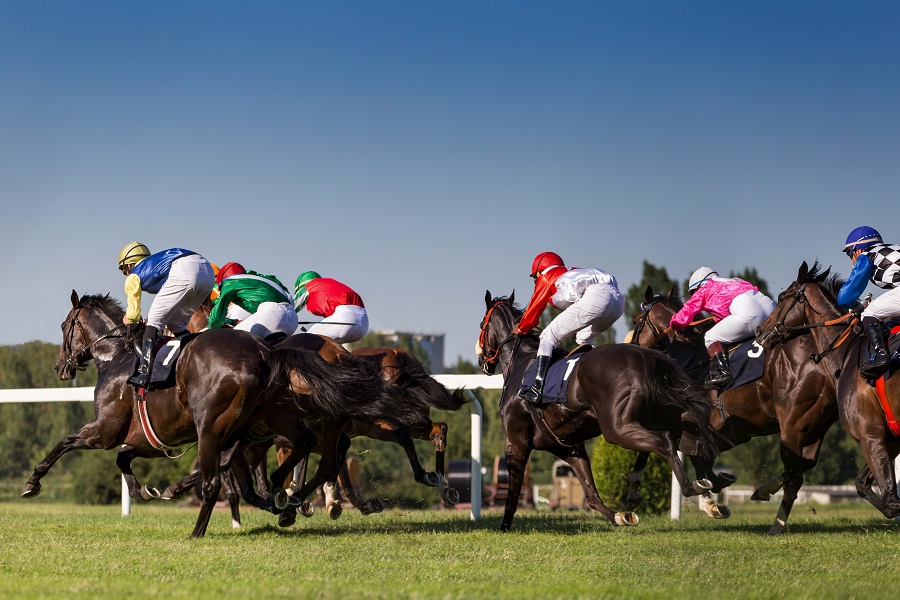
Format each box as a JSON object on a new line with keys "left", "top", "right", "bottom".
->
{"left": 669, "top": 267, "right": 776, "bottom": 390}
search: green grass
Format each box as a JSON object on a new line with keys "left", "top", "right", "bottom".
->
{"left": 1, "top": 500, "right": 898, "bottom": 600}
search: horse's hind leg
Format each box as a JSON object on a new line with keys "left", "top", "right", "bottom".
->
{"left": 625, "top": 452, "right": 649, "bottom": 510}
{"left": 553, "top": 445, "right": 628, "bottom": 525}
{"left": 605, "top": 428, "right": 711, "bottom": 497}
{"left": 115, "top": 446, "right": 165, "bottom": 500}
{"left": 222, "top": 470, "right": 242, "bottom": 529}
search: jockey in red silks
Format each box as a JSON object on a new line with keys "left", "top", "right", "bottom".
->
{"left": 837, "top": 226, "right": 900, "bottom": 379}
{"left": 669, "top": 267, "right": 776, "bottom": 391}
{"left": 512, "top": 251, "right": 625, "bottom": 405}
{"left": 293, "top": 271, "right": 369, "bottom": 345}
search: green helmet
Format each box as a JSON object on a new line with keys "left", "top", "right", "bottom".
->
{"left": 118, "top": 242, "right": 151, "bottom": 270}
{"left": 293, "top": 270, "right": 321, "bottom": 312}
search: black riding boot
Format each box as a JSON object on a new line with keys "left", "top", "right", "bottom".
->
{"left": 860, "top": 317, "right": 890, "bottom": 379}
{"left": 519, "top": 355, "right": 550, "bottom": 406}
{"left": 704, "top": 342, "right": 733, "bottom": 391}
{"left": 128, "top": 325, "right": 159, "bottom": 390}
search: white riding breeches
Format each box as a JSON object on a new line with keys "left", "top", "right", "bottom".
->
{"left": 146, "top": 255, "right": 216, "bottom": 333}
{"left": 704, "top": 290, "right": 776, "bottom": 348}
{"left": 235, "top": 302, "right": 298, "bottom": 339}
{"left": 862, "top": 286, "right": 900, "bottom": 320}
{"left": 306, "top": 305, "right": 369, "bottom": 344}
{"left": 538, "top": 283, "right": 625, "bottom": 357}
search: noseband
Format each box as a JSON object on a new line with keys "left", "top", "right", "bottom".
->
{"left": 478, "top": 300, "right": 520, "bottom": 375}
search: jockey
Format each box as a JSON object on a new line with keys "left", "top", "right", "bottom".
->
{"left": 511, "top": 251, "right": 625, "bottom": 406}
{"left": 669, "top": 267, "right": 776, "bottom": 391}
{"left": 293, "top": 271, "right": 369, "bottom": 344}
{"left": 837, "top": 226, "right": 900, "bottom": 379}
{"left": 117, "top": 242, "right": 216, "bottom": 389}
{"left": 207, "top": 261, "right": 297, "bottom": 342}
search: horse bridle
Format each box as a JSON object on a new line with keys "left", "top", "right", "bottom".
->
{"left": 62, "top": 308, "right": 128, "bottom": 371}
{"left": 631, "top": 296, "right": 669, "bottom": 348}
{"left": 478, "top": 299, "right": 521, "bottom": 376}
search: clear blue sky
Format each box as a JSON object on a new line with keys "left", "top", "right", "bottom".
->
{"left": 1, "top": 1, "right": 898, "bottom": 368}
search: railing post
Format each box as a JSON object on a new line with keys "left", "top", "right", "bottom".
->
{"left": 670, "top": 451, "right": 683, "bottom": 520}
{"left": 466, "top": 391, "right": 483, "bottom": 520}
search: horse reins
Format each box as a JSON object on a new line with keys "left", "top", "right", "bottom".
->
{"left": 63, "top": 309, "right": 129, "bottom": 371}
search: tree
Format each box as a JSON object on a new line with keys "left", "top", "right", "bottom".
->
{"left": 625, "top": 261, "right": 681, "bottom": 323}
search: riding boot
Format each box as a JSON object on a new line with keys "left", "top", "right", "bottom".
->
{"left": 860, "top": 317, "right": 890, "bottom": 379}
{"left": 519, "top": 355, "right": 550, "bottom": 406}
{"left": 128, "top": 325, "right": 159, "bottom": 390}
{"left": 704, "top": 342, "right": 733, "bottom": 391}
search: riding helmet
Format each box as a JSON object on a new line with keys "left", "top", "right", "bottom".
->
{"left": 216, "top": 261, "right": 246, "bottom": 285}
{"left": 688, "top": 267, "right": 719, "bottom": 292}
{"left": 530, "top": 252, "right": 565, "bottom": 277}
{"left": 117, "top": 242, "right": 151, "bottom": 269}
{"left": 293, "top": 270, "right": 321, "bottom": 312}
{"left": 843, "top": 226, "right": 882, "bottom": 252}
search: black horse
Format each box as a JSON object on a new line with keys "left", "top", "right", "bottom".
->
{"left": 756, "top": 261, "right": 900, "bottom": 520}
{"left": 477, "top": 291, "right": 721, "bottom": 531}
{"left": 27, "top": 291, "right": 429, "bottom": 537}
{"left": 631, "top": 284, "right": 840, "bottom": 533}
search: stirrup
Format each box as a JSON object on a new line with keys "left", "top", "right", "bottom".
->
{"left": 518, "top": 386, "right": 543, "bottom": 406}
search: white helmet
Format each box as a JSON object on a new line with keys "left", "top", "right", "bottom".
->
{"left": 688, "top": 267, "right": 718, "bottom": 292}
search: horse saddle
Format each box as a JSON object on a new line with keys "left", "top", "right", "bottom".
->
{"left": 722, "top": 338, "right": 766, "bottom": 392}
{"left": 519, "top": 346, "right": 592, "bottom": 404}
{"left": 149, "top": 333, "right": 201, "bottom": 388}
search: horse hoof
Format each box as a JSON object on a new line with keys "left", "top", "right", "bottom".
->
{"left": 700, "top": 497, "right": 731, "bottom": 519}
{"left": 300, "top": 501, "right": 315, "bottom": 518}
{"left": 328, "top": 502, "right": 343, "bottom": 521}
{"left": 442, "top": 487, "right": 461, "bottom": 506}
{"left": 366, "top": 499, "right": 384, "bottom": 514}
{"left": 715, "top": 504, "right": 731, "bottom": 519}
{"left": 750, "top": 490, "right": 771, "bottom": 502}
{"left": 614, "top": 512, "right": 640, "bottom": 526}
{"left": 767, "top": 518, "right": 786, "bottom": 535}
{"left": 422, "top": 471, "right": 443, "bottom": 487}
{"left": 691, "top": 479, "right": 713, "bottom": 493}
{"left": 160, "top": 486, "right": 179, "bottom": 500}
{"left": 717, "top": 472, "right": 738, "bottom": 487}
{"left": 140, "top": 486, "right": 161, "bottom": 501}
{"left": 273, "top": 488, "right": 289, "bottom": 511}
{"left": 278, "top": 510, "right": 297, "bottom": 528}
{"left": 21, "top": 483, "right": 41, "bottom": 499}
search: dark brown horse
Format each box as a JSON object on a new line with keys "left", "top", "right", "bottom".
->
{"left": 27, "top": 291, "right": 428, "bottom": 537}
{"left": 477, "top": 291, "right": 721, "bottom": 531}
{"left": 756, "top": 261, "right": 900, "bottom": 519}
{"left": 631, "top": 284, "right": 840, "bottom": 533}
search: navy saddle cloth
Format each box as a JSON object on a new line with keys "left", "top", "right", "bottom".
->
{"left": 519, "top": 347, "right": 592, "bottom": 404}
{"left": 138, "top": 333, "right": 201, "bottom": 389}
{"left": 723, "top": 338, "right": 766, "bottom": 392}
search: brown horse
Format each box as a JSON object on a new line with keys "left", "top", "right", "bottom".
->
{"left": 27, "top": 291, "right": 428, "bottom": 537}
{"left": 756, "top": 261, "right": 900, "bottom": 519}
{"left": 631, "top": 284, "right": 840, "bottom": 533}
{"left": 477, "top": 291, "right": 721, "bottom": 531}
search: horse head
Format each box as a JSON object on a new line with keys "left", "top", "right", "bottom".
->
{"left": 756, "top": 261, "right": 834, "bottom": 350}
{"left": 476, "top": 290, "right": 518, "bottom": 375}
{"left": 55, "top": 290, "right": 127, "bottom": 380}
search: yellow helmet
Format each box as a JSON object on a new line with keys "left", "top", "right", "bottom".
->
{"left": 118, "top": 242, "right": 151, "bottom": 269}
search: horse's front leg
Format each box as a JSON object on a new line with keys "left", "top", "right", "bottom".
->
{"left": 23, "top": 419, "right": 127, "bottom": 498}
{"left": 500, "top": 442, "right": 532, "bottom": 532}
{"left": 115, "top": 446, "right": 167, "bottom": 501}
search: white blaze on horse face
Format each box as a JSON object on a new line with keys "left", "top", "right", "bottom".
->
{"left": 289, "top": 370, "right": 312, "bottom": 395}
{"left": 474, "top": 341, "right": 483, "bottom": 358}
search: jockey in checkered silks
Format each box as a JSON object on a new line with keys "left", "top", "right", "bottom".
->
{"left": 838, "top": 226, "right": 900, "bottom": 379}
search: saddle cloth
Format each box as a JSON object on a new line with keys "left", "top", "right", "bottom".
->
{"left": 149, "top": 333, "right": 201, "bottom": 388}
{"left": 519, "top": 346, "right": 592, "bottom": 404}
{"left": 722, "top": 338, "right": 766, "bottom": 392}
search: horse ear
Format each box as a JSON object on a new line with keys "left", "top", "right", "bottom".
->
{"left": 71, "top": 290, "right": 79, "bottom": 308}
{"left": 485, "top": 290, "right": 492, "bottom": 309}
{"left": 644, "top": 285, "right": 653, "bottom": 303}
{"left": 817, "top": 266, "right": 832, "bottom": 283}
{"left": 798, "top": 261, "right": 809, "bottom": 281}
{"left": 509, "top": 290, "right": 515, "bottom": 305}
{"left": 668, "top": 285, "right": 677, "bottom": 299}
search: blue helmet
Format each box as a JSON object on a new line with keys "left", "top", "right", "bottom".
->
{"left": 843, "top": 226, "right": 882, "bottom": 253}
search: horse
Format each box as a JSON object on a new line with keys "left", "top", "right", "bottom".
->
{"left": 756, "top": 261, "right": 900, "bottom": 519}
{"left": 631, "top": 284, "right": 840, "bottom": 533}
{"left": 477, "top": 291, "right": 721, "bottom": 531}
{"left": 28, "top": 291, "right": 429, "bottom": 537}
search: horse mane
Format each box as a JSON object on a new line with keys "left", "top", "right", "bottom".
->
{"left": 799, "top": 261, "right": 845, "bottom": 304}
{"left": 491, "top": 295, "right": 523, "bottom": 317}
{"left": 79, "top": 293, "right": 126, "bottom": 320}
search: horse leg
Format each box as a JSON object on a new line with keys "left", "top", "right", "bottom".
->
{"left": 555, "top": 445, "right": 628, "bottom": 525}
{"left": 192, "top": 437, "right": 225, "bottom": 539}
{"left": 421, "top": 421, "right": 459, "bottom": 504}
{"left": 853, "top": 464, "right": 885, "bottom": 509}
{"left": 625, "top": 452, "right": 649, "bottom": 510}
{"left": 323, "top": 434, "right": 353, "bottom": 520}
{"left": 856, "top": 433, "right": 900, "bottom": 518}
{"left": 500, "top": 442, "right": 533, "bottom": 532}
{"left": 115, "top": 446, "right": 164, "bottom": 500}
{"left": 605, "top": 428, "right": 711, "bottom": 497}
{"left": 222, "top": 469, "right": 242, "bottom": 530}
{"left": 23, "top": 421, "right": 124, "bottom": 498}
{"left": 336, "top": 458, "right": 384, "bottom": 516}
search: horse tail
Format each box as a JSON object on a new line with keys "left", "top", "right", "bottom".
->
{"left": 644, "top": 354, "right": 721, "bottom": 462}
{"left": 266, "top": 348, "right": 431, "bottom": 431}
{"left": 383, "top": 351, "right": 469, "bottom": 412}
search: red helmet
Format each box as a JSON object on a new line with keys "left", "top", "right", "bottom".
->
{"left": 530, "top": 252, "right": 565, "bottom": 277}
{"left": 216, "top": 261, "right": 246, "bottom": 285}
